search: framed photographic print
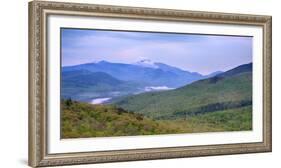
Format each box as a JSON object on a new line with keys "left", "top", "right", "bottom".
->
{"left": 28, "top": 0, "right": 272, "bottom": 167}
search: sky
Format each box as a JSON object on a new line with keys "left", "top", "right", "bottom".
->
{"left": 61, "top": 28, "right": 252, "bottom": 75}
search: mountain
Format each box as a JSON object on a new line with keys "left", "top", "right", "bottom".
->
{"left": 134, "top": 59, "right": 159, "bottom": 68}
{"left": 61, "top": 70, "right": 143, "bottom": 101}
{"left": 112, "top": 63, "right": 252, "bottom": 119}
{"left": 62, "top": 70, "right": 122, "bottom": 86}
{"left": 62, "top": 60, "right": 204, "bottom": 88}
{"left": 204, "top": 71, "right": 223, "bottom": 78}
{"left": 217, "top": 63, "right": 252, "bottom": 77}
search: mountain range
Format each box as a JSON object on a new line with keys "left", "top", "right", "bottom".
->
{"left": 112, "top": 63, "right": 252, "bottom": 119}
{"left": 61, "top": 60, "right": 253, "bottom": 138}
{"left": 62, "top": 60, "right": 220, "bottom": 87}
{"left": 62, "top": 62, "right": 253, "bottom": 138}
{"left": 62, "top": 60, "right": 224, "bottom": 101}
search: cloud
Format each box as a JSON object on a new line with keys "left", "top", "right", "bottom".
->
{"left": 61, "top": 28, "right": 252, "bottom": 74}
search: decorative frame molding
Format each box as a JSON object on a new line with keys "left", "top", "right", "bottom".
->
{"left": 28, "top": 0, "right": 272, "bottom": 167}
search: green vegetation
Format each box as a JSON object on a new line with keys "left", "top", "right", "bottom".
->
{"left": 62, "top": 99, "right": 252, "bottom": 138}
{"left": 172, "top": 106, "right": 252, "bottom": 132}
{"left": 61, "top": 99, "right": 179, "bottom": 138}
{"left": 61, "top": 63, "right": 253, "bottom": 138}
{"left": 112, "top": 72, "right": 252, "bottom": 119}
{"left": 62, "top": 70, "right": 144, "bottom": 101}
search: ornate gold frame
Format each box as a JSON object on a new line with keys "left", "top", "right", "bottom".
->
{"left": 28, "top": 0, "right": 272, "bottom": 167}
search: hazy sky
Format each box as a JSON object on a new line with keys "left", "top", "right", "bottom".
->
{"left": 61, "top": 28, "right": 252, "bottom": 75}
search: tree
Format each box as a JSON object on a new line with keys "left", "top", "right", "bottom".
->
{"left": 65, "top": 98, "right": 73, "bottom": 107}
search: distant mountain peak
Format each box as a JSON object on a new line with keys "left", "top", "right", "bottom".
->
{"left": 139, "top": 59, "right": 153, "bottom": 63}
{"left": 97, "top": 60, "right": 109, "bottom": 64}
{"left": 134, "top": 59, "right": 159, "bottom": 69}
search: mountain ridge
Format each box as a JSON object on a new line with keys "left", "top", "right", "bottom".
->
{"left": 112, "top": 62, "right": 253, "bottom": 119}
{"left": 62, "top": 60, "right": 223, "bottom": 87}
{"left": 61, "top": 70, "right": 144, "bottom": 101}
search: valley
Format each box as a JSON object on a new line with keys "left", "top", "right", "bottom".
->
{"left": 61, "top": 60, "right": 221, "bottom": 102}
{"left": 61, "top": 61, "right": 253, "bottom": 138}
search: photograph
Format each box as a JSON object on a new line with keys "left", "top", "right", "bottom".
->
{"left": 28, "top": 1, "right": 272, "bottom": 166}
{"left": 61, "top": 28, "right": 253, "bottom": 138}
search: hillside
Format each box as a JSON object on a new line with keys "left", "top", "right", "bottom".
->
{"left": 61, "top": 70, "right": 143, "bottom": 101}
{"left": 62, "top": 100, "right": 252, "bottom": 138}
{"left": 62, "top": 70, "right": 122, "bottom": 86}
{"left": 217, "top": 63, "right": 252, "bottom": 77}
{"left": 112, "top": 63, "right": 252, "bottom": 119}
{"left": 61, "top": 99, "right": 180, "bottom": 138}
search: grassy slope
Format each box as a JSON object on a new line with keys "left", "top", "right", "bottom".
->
{"left": 113, "top": 72, "right": 252, "bottom": 119}
{"left": 62, "top": 100, "right": 252, "bottom": 138}
{"left": 62, "top": 100, "right": 179, "bottom": 138}
{"left": 170, "top": 106, "right": 252, "bottom": 133}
